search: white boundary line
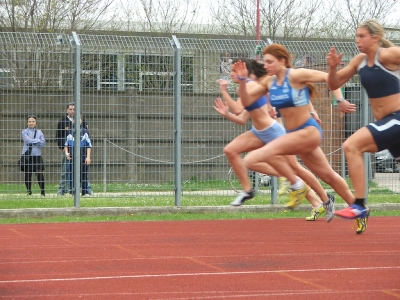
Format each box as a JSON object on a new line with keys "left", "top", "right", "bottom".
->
{"left": 1, "top": 265, "right": 400, "bottom": 284}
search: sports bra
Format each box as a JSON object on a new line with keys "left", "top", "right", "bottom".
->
{"left": 242, "top": 79, "right": 267, "bottom": 111}
{"left": 357, "top": 48, "right": 400, "bottom": 98}
{"left": 269, "top": 69, "right": 310, "bottom": 109}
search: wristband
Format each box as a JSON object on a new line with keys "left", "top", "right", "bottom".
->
{"left": 236, "top": 75, "right": 246, "bottom": 81}
{"left": 336, "top": 97, "right": 344, "bottom": 103}
{"left": 310, "top": 111, "right": 316, "bottom": 116}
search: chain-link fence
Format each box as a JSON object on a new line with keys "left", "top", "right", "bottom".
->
{"left": 0, "top": 32, "right": 74, "bottom": 197}
{"left": 1, "top": 32, "right": 399, "bottom": 207}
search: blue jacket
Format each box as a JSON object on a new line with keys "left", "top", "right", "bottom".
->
{"left": 64, "top": 127, "right": 92, "bottom": 159}
{"left": 21, "top": 128, "right": 45, "bottom": 156}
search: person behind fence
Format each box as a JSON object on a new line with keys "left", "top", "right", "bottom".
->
{"left": 232, "top": 44, "right": 357, "bottom": 225}
{"left": 56, "top": 102, "right": 93, "bottom": 196}
{"left": 220, "top": 52, "right": 232, "bottom": 77}
{"left": 21, "top": 115, "right": 46, "bottom": 196}
{"left": 326, "top": 19, "right": 400, "bottom": 231}
{"left": 64, "top": 116, "right": 92, "bottom": 196}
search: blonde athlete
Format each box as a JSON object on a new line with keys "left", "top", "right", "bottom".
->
{"left": 327, "top": 19, "right": 400, "bottom": 233}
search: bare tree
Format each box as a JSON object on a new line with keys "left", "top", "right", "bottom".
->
{"left": 114, "top": 0, "right": 201, "bottom": 34}
{"left": 0, "top": 0, "right": 115, "bottom": 32}
{"left": 207, "top": 0, "right": 327, "bottom": 39}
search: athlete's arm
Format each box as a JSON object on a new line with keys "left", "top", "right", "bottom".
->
{"left": 326, "top": 46, "right": 360, "bottom": 90}
{"left": 213, "top": 97, "right": 250, "bottom": 125}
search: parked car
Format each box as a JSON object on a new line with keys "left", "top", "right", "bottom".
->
{"left": 374, "top": 150, "right": 399, "bottom": 173}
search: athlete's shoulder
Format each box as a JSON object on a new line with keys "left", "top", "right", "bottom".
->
{"left": 379, "top": 46, "right": 400, "bottom": 65}
{"left": 259, "top": 74, "right": 274, "bottom": 89}
{"left": 350, "top": 53, "right": 366, "bottom": 66}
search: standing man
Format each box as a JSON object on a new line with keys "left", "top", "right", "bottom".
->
{"left": 56, "top": 102, "right": 93, "bottom": 195}
{"left": 220, "top": 53, "right": 232, "bottom": 80}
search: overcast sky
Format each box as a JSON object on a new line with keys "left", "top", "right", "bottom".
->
{"left": 110, "top": 0, "right": 400, "bottom": 29}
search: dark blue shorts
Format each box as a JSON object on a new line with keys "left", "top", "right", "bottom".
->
{"left": 366, "top": 110, "right": 400, "bottom": 160}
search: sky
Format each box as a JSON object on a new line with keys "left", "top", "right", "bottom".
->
{"left": 111, "top": 0, "right": 400, "bottom": 28}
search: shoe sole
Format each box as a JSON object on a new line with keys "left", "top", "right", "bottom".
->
{"left": 286, "top": 191, "right": 308, "bottom": 209}
{"left": 355, "top": 207, "right": 370, "bottom": 234}
{"left": 230, "top": 196, "right": 254, "bottom": 206}
{"left": 335, "top": 211, "right": 368, "bottom": 220}
{"left": 306, "top": 210, "right": 325, "bottom": 221}
{"left": 356, "top": 221, "right": 367, "bottom": 234}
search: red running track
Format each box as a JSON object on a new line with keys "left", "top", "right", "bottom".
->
{"left": 1, "top": 217, "right": 400, "bottom": 299}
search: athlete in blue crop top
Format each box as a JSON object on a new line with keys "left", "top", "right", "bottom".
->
{"left": 215, "top": 57, "right": 327, "bottom": 213}
{"left": 233, "top": 44, "right": 356, "bottom": 224}
{"left": 269, "top": 68, "right": 323, "bottom": 137}
{"left": 242, "top": 79, "right": 268, "bottom": 111}
{"left": 327, "top": 19, "right": 400, "bottom": 228}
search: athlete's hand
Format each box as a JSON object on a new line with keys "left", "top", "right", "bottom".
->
{"left": 338, "top": 99, "right": 357, "bottom": 116}
{"left": 216, "top": 79, "right": 229, "bottom": 92}
{"left": 326, "top": 46, "right": 344, "bottom": 68}
{"left": 311, "top": 111, "right": 322, "bottom": 125}
{"left": 231, "top": 60, "right": 248, "bottom": 78}
{"left": 213, "top": 97, "right": 229, "bottom": 117}
{"left": 268, "top": 106, "right": 278, "bottom": 118}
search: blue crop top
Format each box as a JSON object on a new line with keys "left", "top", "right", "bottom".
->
{"left": 269, "top": 69, "right": 310, "bottom": 109}
{"left": 243, "top": 79, "right": 268, "bottom": 111}
{"left": 357, "top": 48, "right": 400, "bottom": 98}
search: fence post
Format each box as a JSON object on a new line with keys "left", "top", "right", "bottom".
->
{"left": 172, "top": 35, "right": 182, "bottom": 207}
{"left": 71, "top": 32, "right": 81, "bottom": 208}
{"left": 361, "top": 88, "right": 370, "bottom": 203}
{"left": 265, "top": 37, "right": 279, "bottom": 204}
{"left": 103, "top": 138, "right": 107, "bottom": 193}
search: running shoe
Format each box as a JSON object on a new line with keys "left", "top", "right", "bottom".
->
{"left": 323, "top": 193, "right": 335, "bottom": 222}
{"left": 305, "top": 205, "right": 325, "bottom": 221}
{"left": 354, "top": 206, "right": 370, "bottom": 234}
{"left": 335, "top": 204, "right": 369, "bottom": 219}
{"left": 278, "top": 177, "right": 289, "bottom": 196}
{"left": 286, "top": 183, "right": 309, "bottom": 209}
{"left": 230, "top": 190, "right": 254, "bottom": 206}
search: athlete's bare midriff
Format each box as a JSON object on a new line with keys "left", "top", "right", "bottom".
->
{"left": 370, "top": 94, "right": 400, "bottom": 120}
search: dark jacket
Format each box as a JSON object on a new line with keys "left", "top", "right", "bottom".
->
{"left": 55, "top": 115, "right": 87, "bottom": 150}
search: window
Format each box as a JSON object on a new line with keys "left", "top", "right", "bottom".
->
{"left": 59, "top": 53, "right": 194, "bottom": 91}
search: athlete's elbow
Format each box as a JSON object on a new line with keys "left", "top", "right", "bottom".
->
{"left": 236, "top": 120, "right": 247, "bottom": 125}
{"left": 327, "top": 81, "right": 340, "bottom": 90}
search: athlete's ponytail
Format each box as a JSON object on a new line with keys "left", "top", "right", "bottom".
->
{"left": 358, "top": 19, "right": 395, "bottom": 48}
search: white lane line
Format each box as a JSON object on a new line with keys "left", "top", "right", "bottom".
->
{"left": 1, "top": 266, "right": 400, "bottom": 284}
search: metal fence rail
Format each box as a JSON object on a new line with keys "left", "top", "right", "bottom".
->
{"left": 0, "top": 32, "right": 74, "bottom": 197}
{"left": 0, "top": 32, "right": 399, "bottom": 207}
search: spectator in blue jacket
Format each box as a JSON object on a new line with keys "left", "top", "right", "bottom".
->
{"left": 21, "top": 115, "right": 46, "bottom": 196}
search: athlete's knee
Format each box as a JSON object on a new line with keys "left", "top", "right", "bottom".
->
{"left": 317, "top": 171, "right": 336, "bottom": 184}
{"left": 223, "top": 145, "right": 236, "bottom": 158}
{"left": 342, "top": 139, "right": 358, "bottom": 156}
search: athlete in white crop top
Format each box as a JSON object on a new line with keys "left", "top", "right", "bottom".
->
{"left": 233, "top": 44, "right": 356, "bottom": 224}
{"left": 327, "top": 19, "right": 400, "bottom": 229}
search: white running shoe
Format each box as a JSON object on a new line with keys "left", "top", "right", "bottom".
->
{"left": 323, "top": 193, "right": 335, "bottom": 222}
{"left": 231, "top": 190, "right": 254, "bottom": 206}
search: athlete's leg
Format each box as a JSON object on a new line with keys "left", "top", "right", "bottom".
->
{"left": 298, "top": 147, "right": 354, "bottom": 205}
{"left": 342, "top": 127, "right": 378, "bottom": 199}
{"left": 224, "top": 131, "right": 264, "bottom": 192}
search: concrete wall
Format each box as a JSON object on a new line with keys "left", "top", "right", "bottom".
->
{"left": 1, "top": 90, "right": 245, "bottom": 184}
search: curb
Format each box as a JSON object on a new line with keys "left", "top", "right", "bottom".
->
{"left": 0, "top": 203, "right": 399, "bottom": 219}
